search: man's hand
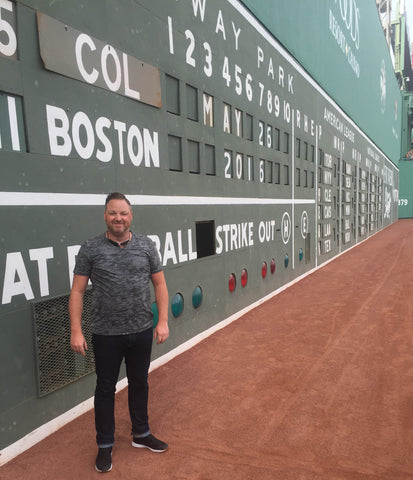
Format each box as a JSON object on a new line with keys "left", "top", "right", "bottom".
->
{"left": 154, "top": 322, "right": 169, "bottom": 344}
{"left": 70, "top": 331, "right": 88, "bottom": 356}
{"left": 151, "top": 271, "right": 169, "bottom": 344}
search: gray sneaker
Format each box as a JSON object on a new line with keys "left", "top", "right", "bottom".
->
{"left": 132, "top": 434, "right": 168, "bottom": 452}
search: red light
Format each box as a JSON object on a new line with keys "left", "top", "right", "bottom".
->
{"left": 262, "top": 262, "right": 267, "bottom": 278}
{"left": 270, "top": 259, "right": 276, "bottom": 274}
{"left": 241, "top": 269, "right": 248, "bottom": 287}
{"left": 229, "top": 273, "right": 236, "bottom": 292}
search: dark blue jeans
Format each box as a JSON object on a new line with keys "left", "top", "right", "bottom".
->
{"left": 92, "top": 328, "right": 153, "bottom": 447}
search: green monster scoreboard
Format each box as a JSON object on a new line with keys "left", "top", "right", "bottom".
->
{"left": 0, "top": 0, "right": 399, "bottom": 461}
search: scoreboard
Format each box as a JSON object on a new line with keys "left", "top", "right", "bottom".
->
{"left": 0, "top": 0, "right": 400, "bottom": 458}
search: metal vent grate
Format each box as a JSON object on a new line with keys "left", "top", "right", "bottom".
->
{"left": 33, "top": 289, "right": 95, "bottom": 397}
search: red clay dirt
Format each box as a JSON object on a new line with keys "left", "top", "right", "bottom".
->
{"left": 2, "top": 219, "right": 413, "bottom": 479}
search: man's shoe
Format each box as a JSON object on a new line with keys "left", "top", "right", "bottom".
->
{"left": 132, "top": 434, "right": 168, "bottom": 452}
{"left": 95, "top": 446, "right": 112, "bottom": 473}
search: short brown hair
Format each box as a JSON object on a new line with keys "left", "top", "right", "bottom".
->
{"left": 105, "top": 192, "right": 131, "bottom": 207}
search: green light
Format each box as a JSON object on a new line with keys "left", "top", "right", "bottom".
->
{"left": 284, "top": 253, "right": 289, "bottom": 268}
{"left": 151, "top": 302, "right": 158, "bottom": 327}
{"left": 299, "top": 248, "right": 303, "bottom": 261}
{"left": 172, "top": 293, "right": 184, "bottom": 318}
{"left": 192, "top": 286, "right": 203, "bottom": 309}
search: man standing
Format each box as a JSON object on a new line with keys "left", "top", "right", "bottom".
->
{"left": 69, "top": 192, "right": 169, "bottom": 473}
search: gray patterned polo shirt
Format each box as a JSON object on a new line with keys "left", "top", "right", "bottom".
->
{"left": 73, "top": 231, "right": 162, "bottom": 335}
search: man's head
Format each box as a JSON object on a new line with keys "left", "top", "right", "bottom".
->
{"left": 104, "top": 192, "right": 133, "bottom": 238}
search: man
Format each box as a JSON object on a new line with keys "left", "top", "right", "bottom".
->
{"left": 69, "top": 192, "right": 169, "bottom": 473}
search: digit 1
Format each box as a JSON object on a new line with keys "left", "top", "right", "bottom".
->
{"left": 168, "top": 16, "right": 174, "bottom": 54}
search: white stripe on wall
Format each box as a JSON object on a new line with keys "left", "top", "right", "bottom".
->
{"left": 0, "top": 192, "right": 315, "bottom": 207}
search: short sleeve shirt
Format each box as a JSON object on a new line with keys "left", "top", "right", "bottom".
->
{"left": 74, "top": 232, "right": 162, "bottom": 335}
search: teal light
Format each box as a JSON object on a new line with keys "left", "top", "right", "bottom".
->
{"left": 192, "top": 285, "right": 203, "bottom": 309}
{"left": 151, "top": 302, "right": 158, "bottom": 327}
{"left": 299, "top": 248, "right": 303, "bottom": 261}
{"left": 172, "top": 293, "right": 184, "bottom": 318}
{"left": 284, "top": 253, "right": 289, "bottom": 268}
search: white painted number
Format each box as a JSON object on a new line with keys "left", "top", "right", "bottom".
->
{"left": 259, "top": 160, "right": 265, "bottom": 183}
{"left": 274, "top": 95, "right": 280, "bottom": 117}
{"left": 224, "top": 151, "right": 232, "bottom": 178}
{"left": 235, "top": 153, "right": 243, "bottom": 179}
{"left": 203, "top": 42, "right": 212, "bottom": 77}
{"left": 267, "top": 126, "right": 272, "bottom": 148}
{"left": 258, "top": 82, "right": 264, "bottom": 106}
{"left": 258, "top": 121, "right": 264, "bottom": 146}
{"left": 247, "top": 156, "right": 253, "bottom": 181}
{"left": 185, "top": 29, "right": 196, "bottom": 67}
{"left": 267, "top": 90, "right": 273, "bottom": 113}
{"left": 235, "top": 64, "right": 242, "bottom": 95}
{"left": 222, "top": 56, "right": 231, "bottom": 87}
{"left": 0, "top": 0, "right": 17, "bottom": 57}
{"left": 246, "top": 74, "right": 253, "bottom": 101}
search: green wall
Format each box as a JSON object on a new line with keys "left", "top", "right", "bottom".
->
{"left": 398, "top": 160, "right": 413, "bottom": 218}
{"left": 242, "top": 0, "right": 402, "bottom": 163}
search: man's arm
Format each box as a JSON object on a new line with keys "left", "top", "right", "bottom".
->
{"left": 151, "top": 271, "right": 169, "bottom": 344}
{"left": 69, "top": 274, "right": 90, "bottom": 356}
